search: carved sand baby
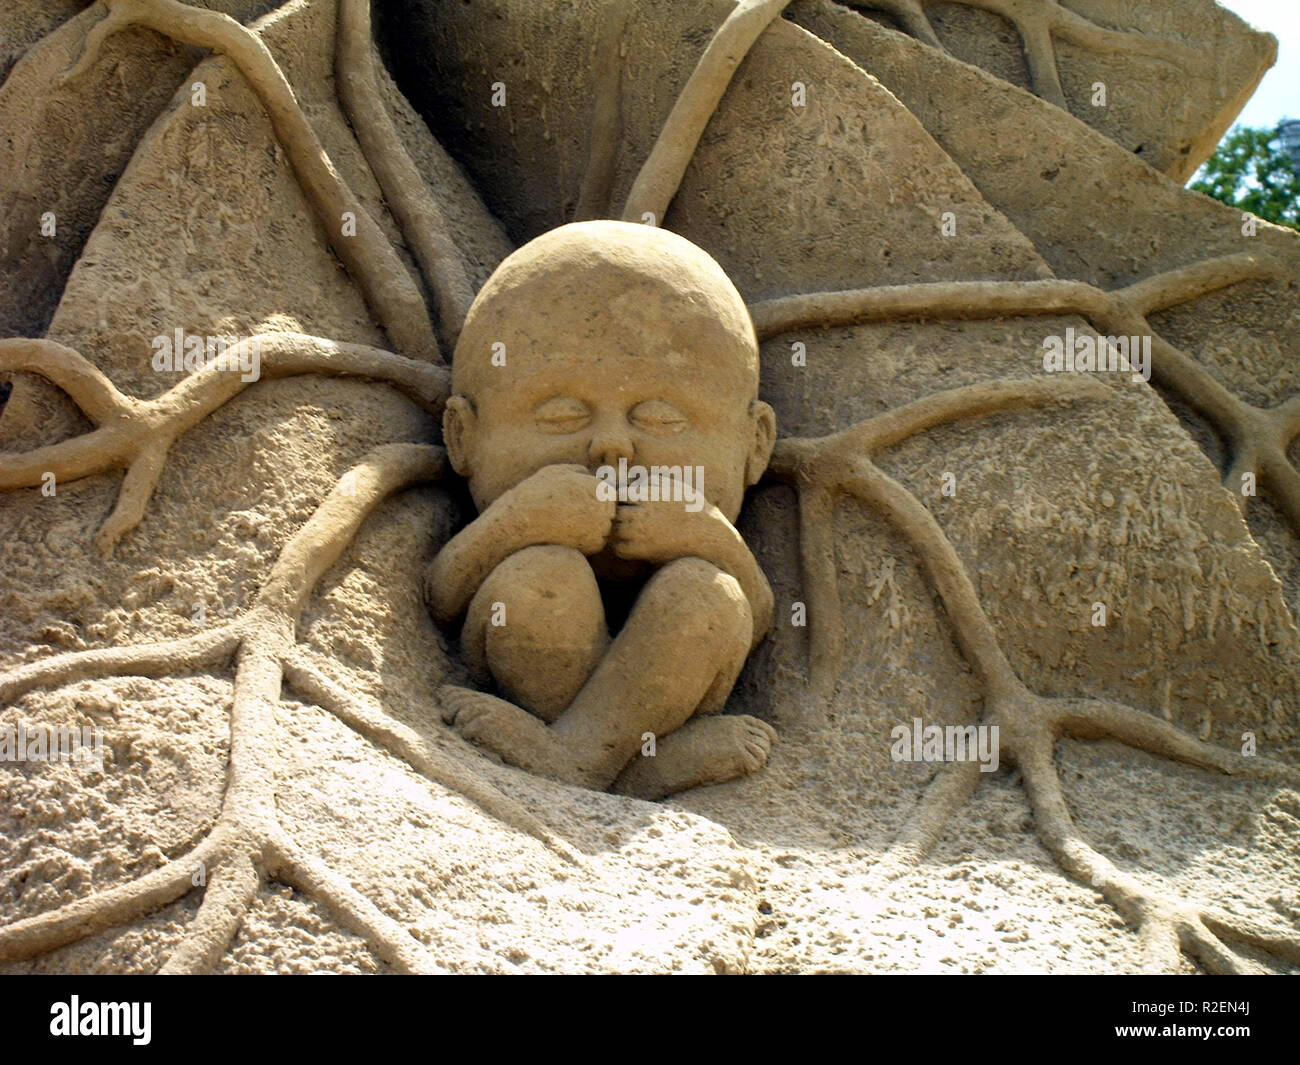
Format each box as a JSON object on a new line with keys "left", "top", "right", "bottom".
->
{"left": 428, "top": 220, "right": 778, "bottom": 800}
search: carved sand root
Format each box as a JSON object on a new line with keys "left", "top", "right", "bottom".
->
{"left": 753, "top": 254, "right": 1300, "bottom": 532}
{"left": 1018, "top": 736, "right": 1300, "bottom": 975}
{"left": 280, "top": 649, "right": 582, "bottom": 865}
{"left": 611, "top": 13, "right": 1289, "bottom": 531}
{"left": 622, "top": 0, "right": 793, "bottom": 225}
{"left": 844, "top": 0, "right": 1196, "bottom": 110}
{"left": 336, "top": 0, "right": 474, "bottom": 349}
{"left": 59, "top": 0, "right": 439, "bottom": 361}
{"left": 0, "top": 443, "right": 577, "bottom": 973}
{"left": 768, "top": 383, "right": 1300, "bottom": 972}
{"left": 625, "top": 0, "right": 1197, "bottom": 223}
{"left": 768, "top": 375, "right": 1111, "bottom": 694}
{"left": 575, "top": 0, "right": 632, "bottom": 222}
{"left": 0, "top": 333, "right": 448, "bottom": 555}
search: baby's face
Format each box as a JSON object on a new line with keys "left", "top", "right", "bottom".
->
{"left": 451, "top": 349, "right": 769, "bottom": 523}
{"left": 446, "top": 220, "right": 776, "bottom": 521}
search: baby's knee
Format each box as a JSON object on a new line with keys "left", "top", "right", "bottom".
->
{"left": 484, "top": 544, "right": 591, "bottom": 591}
{"left": 469, "top": 546, "right": 600, "bottom": 631}
{"left": 644, "top": 558, "right": 752, "bottom": 642}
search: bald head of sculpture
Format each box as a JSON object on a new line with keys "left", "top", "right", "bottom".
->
{"left": 445, "top": 220, "right": 777, "bottom": 522}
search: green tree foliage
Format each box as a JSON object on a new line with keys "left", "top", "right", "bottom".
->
{"left": 1190, "top": 125, "right": 1300, "bottom": 230}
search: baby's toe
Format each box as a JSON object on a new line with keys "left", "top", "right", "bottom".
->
{"left": 734, "top": 715, "right": 775, "bottom": 771}
{"left": 436, "top": 683, "right": 477, "bottom": 725}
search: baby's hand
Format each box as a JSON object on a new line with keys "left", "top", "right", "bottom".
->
{"left": 502, "top": 464, "right": 615, "bottom": 555}
{"left": 610, "top": 473, "right": 726, "bottom": 565}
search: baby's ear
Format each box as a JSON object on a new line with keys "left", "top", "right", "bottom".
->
{"left": 744, "top": 400, "right": 777, "bottom": 487}
{"left": 443, "top": 396, "right": 477, "bottom": 477}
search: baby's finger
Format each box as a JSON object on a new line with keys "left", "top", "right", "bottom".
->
{"left": 608, "top": 513, "right": 642, "bottom": 542}
{"left": 609, "top": 537, "right": 645, "bottom": 559}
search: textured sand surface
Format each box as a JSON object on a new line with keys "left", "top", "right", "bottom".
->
{"left": 0, "top": 0, "right": 1296, "bottom": 973}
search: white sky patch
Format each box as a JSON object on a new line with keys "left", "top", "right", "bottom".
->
{"left": 1217, "top": 0, "right": 1300, "bottom": 130}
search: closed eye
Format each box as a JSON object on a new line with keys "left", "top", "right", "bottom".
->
{"left": 534, "top": 396, "right": 591, "bottom": 433}
{"left": 630, "top": 398, "right": 687, "bottom": 435}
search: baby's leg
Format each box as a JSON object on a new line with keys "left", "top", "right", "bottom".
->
{"left": 549, "top": 557, "right": 754, "bottom": 786}
{"left": 462, "top": 545, "right": 608, "bottom": 722}
{"left": 611, "top": 715, "right": 776, "bottom": 801}
{"left": 446, "top": 557, "right": 755, "bottom": 792}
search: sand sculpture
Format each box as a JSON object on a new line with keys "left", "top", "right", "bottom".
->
{"left": 0, "top": 0, "right": 1297, "bottom": 974}
{"left": 430, "top": 221, "right": 779, "bottom": 799}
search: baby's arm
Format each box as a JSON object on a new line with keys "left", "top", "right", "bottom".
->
{"left": 425, "top": 464, "right": 614, "bottom": 626}
{"left": 610, "top": 497, "right": 774, "bottom": 649}
{"left": 687, "top": 514, "right": 773, "bottom": 650}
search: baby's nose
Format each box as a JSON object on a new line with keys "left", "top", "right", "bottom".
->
{"left": 587, "top": 417, "right": 635, "bottom": 469}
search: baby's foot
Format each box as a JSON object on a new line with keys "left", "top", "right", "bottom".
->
{"left": 612, "top": 715, "right": 777, "bottom": 801}
{"left": 438, "top": 684, "right": 592, "bottom": 788}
